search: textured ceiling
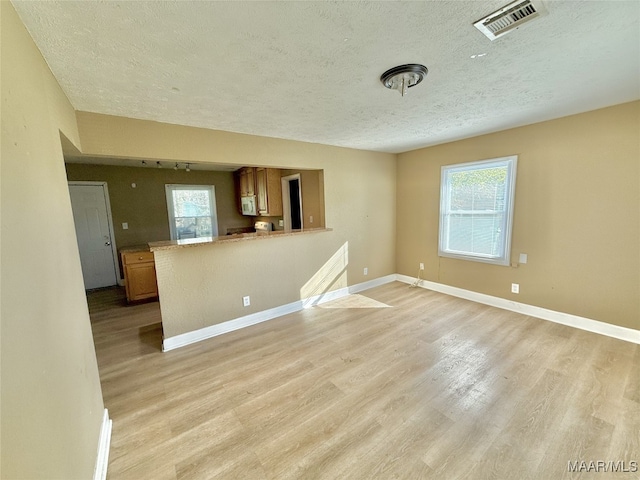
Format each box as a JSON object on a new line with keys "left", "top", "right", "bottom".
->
{"left": 12, "top": 0, "right": 640, "bottom": 154}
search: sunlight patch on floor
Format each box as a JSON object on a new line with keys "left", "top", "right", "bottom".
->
{"left": 316, "top": 294, "right": 391, "bottom": 309}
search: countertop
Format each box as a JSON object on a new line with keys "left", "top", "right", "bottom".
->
{"left": 148, "top": 228, "right": 332, "bottom": 252}
{"left": 119, "top": 244, "right": 151, "bottom": 254}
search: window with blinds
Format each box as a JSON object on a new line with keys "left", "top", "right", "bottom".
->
{"left": 438, "top": 156, "right": 517, "bottom": 266}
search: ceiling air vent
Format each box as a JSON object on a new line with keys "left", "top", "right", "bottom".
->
{"left": 474, "top": 0, "right": 547, "bottom": 41}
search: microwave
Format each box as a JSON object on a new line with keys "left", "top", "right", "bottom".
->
{"left": 241, "top": 195, "right": 257, "bottom": 216}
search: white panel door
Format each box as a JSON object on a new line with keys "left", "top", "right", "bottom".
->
{"left": 69, "top": 184, "right": 118, "bottom": 289}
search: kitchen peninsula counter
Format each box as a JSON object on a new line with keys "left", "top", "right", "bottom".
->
{"left": 119, "top": 244, "right": 151, "bottom": 254}
{"left": 149, "top": 228, "right": 332, "bottom": 252}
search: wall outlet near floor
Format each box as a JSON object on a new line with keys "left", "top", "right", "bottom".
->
{"left": 511, "top": 283, "right": 520, "bottom": 294}
{"left": 278, "top": 219, "right": 284, "bottom": 227}
{"left": 122, "top": 222, "right": 128, "bottom": 230}
{"left": 243, "top": 296, "right": 250, "bottom": 307}
{"left": 363, "top": 267, "right": 368, "bottom": 276}
{"left": 419, "top": 263, "right": 425, "bottom": 271}
{"left": 309, "top": 215, "right": 313, "bottom": 224}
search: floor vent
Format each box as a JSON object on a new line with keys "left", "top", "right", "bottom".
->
{"left": 474, "top": 0, "right": 547, "bottom": 41}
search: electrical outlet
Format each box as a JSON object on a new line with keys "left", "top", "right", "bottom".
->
{"left": 243, "top": 296, "right": 250, "bottom": 307}
{"left": 363, "top": 267, "right": 368, "bottom": 275}
{"left": 519, "top": 253, "right": 528, "bottom": 264}
{"left": 419, "top": 263, "right": 425, "bottom": 271}
{"left": 122, "top": 222, "right": 128, "bottom": 230}
{"left": 511, "top": 283, "right": 519, "bottom": 294}
{"left": 278, "top": 219, "right": 284, "bottom": 227}
{"left": 309, "top": 215, "right": 313, "bottom": 223}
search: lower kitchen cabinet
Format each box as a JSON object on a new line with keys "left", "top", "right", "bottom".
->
{"left": 121, "top": 250, "right": 158, "bottom": 302}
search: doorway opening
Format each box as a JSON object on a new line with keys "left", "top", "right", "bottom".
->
{"left": 281, "top": 174, "right": 303, "bottom": 230}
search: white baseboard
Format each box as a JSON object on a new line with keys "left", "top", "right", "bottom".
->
{"left": 162, "top": 274, "right": 397, "bottom": 351}
{"left": 395, "top": 274, "right": 640, "bottom": 345}
{"left": 299, "top": 274, "right": 397, "bottom": 308}
{"left": 348, "top": 274, "right": 397, "bottom": 294}
{"left": 163, "top": 300, "right": 304, "bottom": 351}
{"left": 162, "top": 273, "right": 638, "bottom": 351}
{"left": 93, "top": 409, "right": 112, "bottom": 480}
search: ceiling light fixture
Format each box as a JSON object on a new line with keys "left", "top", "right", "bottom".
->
{"left": 185, "top": 163, "right": 191, "bottom": 172}
{"left": 141, "top": 160, "right": 147, "bottom": 166}
{"left": 174, "top": 162, "right": 179, "bottom": 170}
{"left": 380, "top": 64, "right": 428, "bottom": 96}
{"left": 156, "top": 161, "right": 162, "bottom": 169}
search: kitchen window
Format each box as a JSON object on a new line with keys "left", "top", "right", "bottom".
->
{"left": 165, "top": 184, "right": 218, "bottom": 240}
{"left": 438, "top": 155, "right": 517, "bottom": 266}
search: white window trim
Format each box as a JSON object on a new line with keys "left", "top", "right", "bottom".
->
{"left": 438, "top": 155, "right": 518, "bottom": 266}
{"left": 165, "top": 184, "right": 218, "bottom": 240}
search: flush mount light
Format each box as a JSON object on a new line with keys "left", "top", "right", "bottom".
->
{"left": 186, "top": 163, "right": 191, "bottom": 172}
{"left": 380, "top": 64, "right": 428, "bottom": 96}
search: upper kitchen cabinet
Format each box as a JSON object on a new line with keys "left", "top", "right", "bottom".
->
{"left": 256, "top": 167, "right": 283, "bottom": 216}
{"left": 233, "top": 166, "right": 325, "bottom": 226}
{"left": 238, "top": 167, "right": 255, "bottom": 197}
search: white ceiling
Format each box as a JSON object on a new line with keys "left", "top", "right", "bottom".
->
{"left": 13, "top": 0, "right": 640, "bottom": 154}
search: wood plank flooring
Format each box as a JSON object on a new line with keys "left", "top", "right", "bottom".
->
{"left": 87, "top": 282, "right": 640, "bottom": 479}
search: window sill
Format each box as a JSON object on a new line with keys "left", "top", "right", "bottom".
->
{"left": 438, "top": 251, "right": 510, "bottom": 266}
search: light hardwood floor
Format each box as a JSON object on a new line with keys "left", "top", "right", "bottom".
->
{"left": 88, "top": 282, "right": 640, "bottom": 479}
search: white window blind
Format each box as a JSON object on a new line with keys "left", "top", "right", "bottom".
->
{"left": 165, "top": 185, "right": 218, "bottom": 241}
{"left": 439, "top": 156, "right": 517, "bottom": 266}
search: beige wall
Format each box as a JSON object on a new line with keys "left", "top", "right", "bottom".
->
{"left": 75, "top": 112, "right": 397, "bottom": 338}
{"left": 65, "top": 162, "right": 252, "bottom": 248}
{"left": 397, "top": 101, "right": 640, "bottom": 330}
{"left": 1, "top": 3, "right": 105, "bottom": 479}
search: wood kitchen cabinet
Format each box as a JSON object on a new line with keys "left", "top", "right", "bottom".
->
{"left": 238, "top": 167, "right": 255, "bottom": 197}
{"left": 256, "top": 167, "right": 283, "bottom": 216}
{"left": 121, "top": 250, "right": 158, "bottom": 303}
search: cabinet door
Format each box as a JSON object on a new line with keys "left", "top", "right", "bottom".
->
{"left": 234, "top": 170, "right": 242, "bottom": 213}
{"left": 240, "top": 167, "right": 255, "bottom": 197}
{"left": 256, "top": 168, "right": 283, "bottom": 216}
{"left": 265, "top": 169, "right": 283, "bottom": 216}
{"left": 125, "top": 262, "right": 158, "bottom": 301}
{"left": 256, "top": 168, "right": 268, "bottom": 214}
